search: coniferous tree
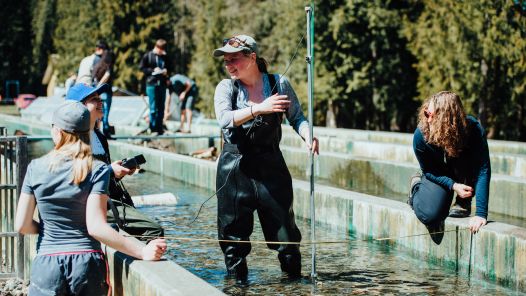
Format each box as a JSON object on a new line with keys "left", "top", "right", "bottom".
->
{"left": 405, "top": 0, "right": 526, "bottom": 139}
{"left": 315, "top": 0, "right": 419, "bottom": 130}
{"left": 30, "top": 0, "right": 57, "bottom": 95}
{"left": 53, "top": 0, "right": 101, "bottom": 82}
{"left": 187, "top": 0, "right": 228, "bottom": 117}
{"left": 4, "top": 0, "right": 524, "bottom": 139}
{"left": 254, "top": 0, "right": 309, "bottom": 108}
{"left": 111, "top": 1, "right": 174, "bottom": 94}
{"left": 0, "top": 0, "right": 35, "bottom": 95}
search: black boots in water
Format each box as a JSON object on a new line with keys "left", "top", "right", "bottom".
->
{"left": 278, "top": 252, "right": 302, "bottom": 278}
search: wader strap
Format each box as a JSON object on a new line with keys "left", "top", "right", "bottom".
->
{"left": 230, "top": 73, "right": 278, "bottom": 109}
{"left": 227, "top": 74, "right": 279, "bottom": 144}
{"left": 268, "top": 73, "right": 278, "bottom": 95}
{"left": 226, "top": 79, "right": 242, "bottom": 146}
{"left": 107, "top": 198, "right": 123, "bottom": 229}
{"left": 230, "top": 79, "right": 239, "bottom": 111}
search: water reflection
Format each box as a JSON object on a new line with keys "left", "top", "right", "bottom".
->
{"left": 22, "top": 138, "right": 526, "bottom": 229}
{"left": 126, "top": 172, "right": 518, "bottom": 295}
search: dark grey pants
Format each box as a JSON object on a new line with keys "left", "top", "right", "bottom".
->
{"left": 412, "top": 176, "right": 454, "bottom": 225}
{"left": 29, "top": 251, "right": 109, "bottom": 296}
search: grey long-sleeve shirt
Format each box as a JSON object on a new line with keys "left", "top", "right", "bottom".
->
{"left": 214, "top": 74, "right": 309, "bottom": 143}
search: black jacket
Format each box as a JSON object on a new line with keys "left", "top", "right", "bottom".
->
{"left": 93, "top": 128, "right": 135, "bottom": 207}
{"left": 139, "top": 50, "right": 172, "bottom": 86}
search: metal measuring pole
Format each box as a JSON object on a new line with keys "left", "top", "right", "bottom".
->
{"left": 305, "top": 5, "right": 316, "bottom": 280}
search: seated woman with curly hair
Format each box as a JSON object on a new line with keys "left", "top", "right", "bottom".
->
{"left": 408, "top": 91, "right": 491, "bottom": 244}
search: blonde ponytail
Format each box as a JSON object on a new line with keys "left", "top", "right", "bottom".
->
{"left": 48, "top": 130, "right": 93, "bottom": 185}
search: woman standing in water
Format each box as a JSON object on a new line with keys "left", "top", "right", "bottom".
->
{"left": 15, "top": 101, "right": 166, "bottom": 295}
{"left": 213, "top": 35, "right": 319, "bottom": 281}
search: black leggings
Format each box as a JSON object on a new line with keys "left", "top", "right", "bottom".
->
{"left": 412, "top": 176, "right": 454, "bottom": 225}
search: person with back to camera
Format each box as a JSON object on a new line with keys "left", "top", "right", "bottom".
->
{"left": 408, "top": 91, "right": 491, "bottom": 244}
{"left": 64, "top": 83, "right": 165, "bottom": 240}
{"left": 77, "top": 40, "right": 108, "bottom": 86}
{"left": 213, "top": 34, "right": 319, "bottom": 281}
{"left": 15, "top": 101, "right": 166, "bottom": 296}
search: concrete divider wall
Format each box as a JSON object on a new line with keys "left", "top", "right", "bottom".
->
{"left": 281, "top": 133, "right": 526, "bottom": 178}
{"left": 104, "top": 237, "right": 225, "bottom": 296}
{"left": 109, "top": 142, "right": 217, "bottom": 190}
{"left": 3, "top": 113, "right": 526, "bottom": 219}
{"left": 2, "top": 114, "right": 525, "bottom": 291}
{"left": 17, "top": 101, "right": 526, "bottom": 156}
{"left": 62, "top": 116, "right": 526, "bottom": 178}
{"left": 292, "top": 180, "right": 526, "bottom": 292}
{"left": 108, "top": 140, "right": 526, "bottom": 291}
{"left": 22, "top": 233, "right": 225, "bottom": 296}
{"left": 0, "top": 115, "right": 52, "bottom": 135}
{"left": 281, "top": 146, "right": 526, "bottom": 220}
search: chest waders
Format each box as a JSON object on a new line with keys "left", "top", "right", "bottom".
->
{"left": 216, "top": 74, "right": 302, "bottom": 280}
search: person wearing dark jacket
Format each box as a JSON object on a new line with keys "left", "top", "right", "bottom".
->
{"left": 93, "top": 49, "right": 115, "bottom": 138}
{"left": 408, "top": 91, "right": 491, "bottom": 244}
{"left": 140, "top": 39, "right": 172, "bottom": 135}
{"left": 66, "top": 83, "right": 164, "bottom": 239}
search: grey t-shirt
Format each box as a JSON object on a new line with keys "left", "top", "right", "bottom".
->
{"left": 21, "top": 154, "right": 110, "bottom": 255}
{"left": 214, "top": 74, "right": 309, "bottom": 143}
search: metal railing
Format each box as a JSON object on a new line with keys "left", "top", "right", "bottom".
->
{"left": 0, "top": 127, "right": 27, "bottom": 279}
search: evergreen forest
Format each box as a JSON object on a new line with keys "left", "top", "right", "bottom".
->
{"left": 1, "top": 0, "right": 525, "bottom": 140}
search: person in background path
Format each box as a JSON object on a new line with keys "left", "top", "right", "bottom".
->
{"left": 77, "top": 40, "right": 108, "bottom": 86}
{"left": 213, "top": 34, "right": 319, "bottom": 282}
{"left": 93, "top": 49, "right": 115, "bottom": 138}
{"left": 65, "top": 83, "right": 165, "bottom": 240}
{"left": 408, "top": 91, "right": 491, "bottom": 244}
{"left": 169, "top": 74, "right": 199, "bottom": 133}
{"left": 140, "top": 39, "right": 172, "bottom": 135}
{"left": 64, "top": 72, "right": 77, "bottom": 95}
{"left": 15, "top": 101, "right": 166, "bottom": 296}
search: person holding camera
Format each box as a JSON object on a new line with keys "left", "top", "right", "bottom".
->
{"left": 65, "top": 83, "right": 164, "bottom": 239}
{"left": 15, "top": 101, "right": 166, "bottom": 296}
{"left": 140, "top": 39, "right": 172, "bottom": 135}
{"left": 213, "top": 35, "right": 319, "bottom": 281}
{"left": 408, "top": 91, "right": 491, "bottom": 244}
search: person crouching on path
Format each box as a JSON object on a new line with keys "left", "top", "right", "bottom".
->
{"left": 213, "top": 34, "right": 319, "bottom": 281}
{"left": 408, "top": 91, "right": 491, "bottom": 244}
{"left": 15, "top": 101, "right": 166, "bottom": 296}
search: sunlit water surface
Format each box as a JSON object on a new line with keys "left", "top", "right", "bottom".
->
{"left": 21, "top": 138, "right": 526, "bottom": 228}
{"left": 125, "top": 172, "right": 520, "bottom": 296}
{"left": 16, "top": 137, "right": 523, "bottom": 295}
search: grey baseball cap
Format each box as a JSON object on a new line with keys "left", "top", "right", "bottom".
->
{"left": 213, "top": 34, "right": 259, "bottom": 57}
{"left": 52, "top": 101, "right": 91, "bottom": 133}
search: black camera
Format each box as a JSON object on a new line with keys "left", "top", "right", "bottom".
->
{"left": 121, "top": 154, "right": 146, "bottom": 169}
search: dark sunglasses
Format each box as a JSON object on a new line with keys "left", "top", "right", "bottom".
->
{"left": 223, "top": 37, "right": 250, "bottom": 50}
{"left": 424, "top": 109, "right": 434, "bottom": 119}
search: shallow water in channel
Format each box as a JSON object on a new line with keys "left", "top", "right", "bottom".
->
{"left": 125, "top": 172, "right": 520, "bottom": 295}
{"left": 22, "top": 137, "right": 526, "bottom": 229}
